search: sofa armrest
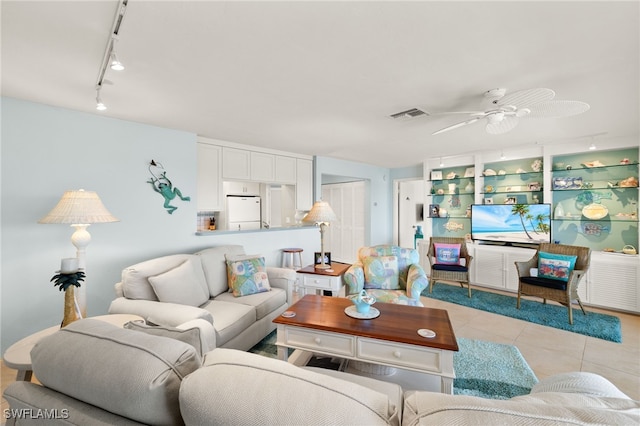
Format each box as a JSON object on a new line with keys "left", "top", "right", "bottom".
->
{"left": 266, "top": 266, "right": 297, "bottom": 304}
{"left": 344, "top": 262, "right": 364, "bottom": 295}
{"left": 176, "top": 319, "right": 217, "bottom": 353}
{"left": 109, "top": 297, "right": 214, "bottom": 327}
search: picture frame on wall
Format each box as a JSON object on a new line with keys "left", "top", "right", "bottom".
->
{"left": 528, "top": 182, "right": 541, "bottom": 191}
{"left": 430, "top": 170, "right": 443, "bottom": 180}
{"left": 429, "top": 204, "right": 440, "bottom": 217}
{"left": 504, "top": 197, "right": 517, "bottom": 204}
{"left": 314, "top": 252, "right": 331, "bottom": 265}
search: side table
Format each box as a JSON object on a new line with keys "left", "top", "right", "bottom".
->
{"left": 3, "top": 314, "right": 143, "bottom": 381}
{"left": 296, "top": 262, "right": 351, "bottom": 297}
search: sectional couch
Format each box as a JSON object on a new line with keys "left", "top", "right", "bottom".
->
{"left": 107, "top": 245, "right": 297, "bottom": 352}
{"left": 4, "top": 319, "right": 639, "bottom": 425}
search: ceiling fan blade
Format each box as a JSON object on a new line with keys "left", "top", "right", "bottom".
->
{"left": 432, "top": 118, "right": 480, "bottom": 135}
{"left": 496, "top": 88, "right": 555, "bottom": 108}
{"left": 526, "top": 101, "right": 590, "bottom": 118}
{"left": 486, "top": 116, "right": 519, "bottom": 134}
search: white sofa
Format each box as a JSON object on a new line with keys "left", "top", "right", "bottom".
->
{"left": 4, "top": 319, "right": 639, "bottom": 426}
{"left": 108, "top": 245, "right": 297, "bottom": 352}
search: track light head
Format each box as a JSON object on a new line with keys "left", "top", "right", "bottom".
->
{"left": 110, "top": 52, "right": 124, "bottom": 71}
{"left": 96, "top": 87, "right": 107, "bottom": 111}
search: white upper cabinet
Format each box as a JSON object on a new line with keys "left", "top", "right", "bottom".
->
{"left": 197, "top": 143, "right": 223, "bottom": 210}
{"left": 275, "top": 156, "right": 297, "bottom": 184}
{"left": 222, "top": 147, "right": 251, "bottom": 180}
{"left": 250, "top": 151, "right": 275, "bottom": 182}
{"left": 296, "top": 158, "right": 313, "bottom": 210}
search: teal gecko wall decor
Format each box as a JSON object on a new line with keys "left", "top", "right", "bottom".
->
{"left": 147, "top": 160, "right": 190, "bottom": 214}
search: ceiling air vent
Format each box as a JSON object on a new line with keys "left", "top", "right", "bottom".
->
{"left": 389, "top": 108, "right": 430, "bottom": 120}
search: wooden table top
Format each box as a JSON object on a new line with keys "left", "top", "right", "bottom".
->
{"left": 274, "top": 295, "right": 458, "bottom": 352}
{"left": 297, "top": 262, "right": 351, "bottom": 276}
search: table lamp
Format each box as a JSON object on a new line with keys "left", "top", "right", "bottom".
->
{"left": 38, "top": 189, "right": 119, "bottom": 316}
{"left": 303, "top": 201, "right": 337, "bottom": 269}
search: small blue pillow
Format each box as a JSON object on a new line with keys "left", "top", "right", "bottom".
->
{"left": 538, "top": 252, "right": 577, "bottom": 282}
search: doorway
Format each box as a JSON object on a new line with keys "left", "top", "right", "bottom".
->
{"left": 394, "top": 179, "right": 426, "bottom": 249}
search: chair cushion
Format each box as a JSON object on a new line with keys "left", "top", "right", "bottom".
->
{"left": 201, "top": 300, "right": 256, "bottom": 347}
{"left": 434, "top": 243, "right": 461, "bottom": 265}
{"left": 432, "top": 264, "right": 468, "bottom": 272}
{"left": 225, "top": 255, "right": 272, "bottom": 297}
{"left": 215, "top": 287, "right": 287, "bottom": 320}
{"left": 31, "top": 319, "right": 201, "bottom": 425}
{"left": 521, "top": 276, "right": 567, "bottom": 291}
{"left": 538, "top": 251, "right": 577, "bottom": 282}
{"left": 363, "top": 255, "right": 400, "bottom": 289}
{"left": 148, "top": 258, "right": 210, "bottom": 306}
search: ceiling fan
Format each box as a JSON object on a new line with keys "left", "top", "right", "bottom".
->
{"left": 431, "top": 88, "right": 590, "bottom": 135}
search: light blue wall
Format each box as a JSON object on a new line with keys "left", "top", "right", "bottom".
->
{"left": 314, "top": 156, "right": 394, "bottom": 245}
{"left": 0, "top": 98, "right": 319, "bottom": 351}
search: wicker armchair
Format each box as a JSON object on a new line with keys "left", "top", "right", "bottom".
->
{"left": 427, "top": 237, "right": 473, "bottom": 298}
{"left": 515, "top": 243, "right": 591, "bottom": 324}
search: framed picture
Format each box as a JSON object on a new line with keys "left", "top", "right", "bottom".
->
{"left": 429, "top": 204, "right": 440, "bottom": 217}
{"left": 505, "top": 197, "right": 517, "bottom": 204}
{"left": 314, "top": 252, "right": 331, "bottom": 265}
{"left": 430, "top": 170, "right": 443, "bottom": 181}
{"left": 464, "top": 167, "right": 475, "bottom": 178}
{"left": 483, "top": 198, "right": 493, "bottom": 204}
{"left": 528, "top": 182, "right": 541, "bottom": 191}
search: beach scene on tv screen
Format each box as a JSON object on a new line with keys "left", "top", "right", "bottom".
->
{"left": 472, "top": 204, "right": 551, "bottom": 244}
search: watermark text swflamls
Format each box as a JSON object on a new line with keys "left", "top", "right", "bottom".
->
{"left": 4, "top": 408, "right": 69, "bottom": 420}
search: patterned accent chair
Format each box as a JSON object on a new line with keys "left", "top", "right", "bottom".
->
{"left": 515, "top": 243, "right": 591, "bottom": 324}
{"left": 343, "top": 245, "right": 429, "bottom": 306}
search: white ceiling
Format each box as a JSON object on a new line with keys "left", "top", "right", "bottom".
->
{"left": 2, "top": 1, "right": 638, "bottom": 168}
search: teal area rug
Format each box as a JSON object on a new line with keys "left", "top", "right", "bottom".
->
{"left": 250, "top": 331, "right": 538, "bottom": 400}
{"left": 424, "top": 283, "right": 622, "bottom": 343}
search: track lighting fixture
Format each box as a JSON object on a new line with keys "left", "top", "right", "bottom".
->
{"left": 93, "top": 0, "right": 128, "bottom": 110}
{"left": 96, "top": 87, "right": 106, "bottom": 111}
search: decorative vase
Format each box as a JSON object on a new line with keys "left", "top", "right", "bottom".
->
{"left": 62, "top": 286, "right": 80, "bottom": 328}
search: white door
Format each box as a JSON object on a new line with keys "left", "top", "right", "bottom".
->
{"left": 321, "top": 181, "right": 366, "bottom": 264}
{"left": 396, "top": 179, "right": 426, "bottom": 249}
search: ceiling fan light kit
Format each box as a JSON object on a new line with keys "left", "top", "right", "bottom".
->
{"left": 431, "top": 88, "right": 590, "bottom": 135}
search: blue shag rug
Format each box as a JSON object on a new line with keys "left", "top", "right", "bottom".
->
{"left": 250, "top": 331, "right": 538, "bottom": 400}
{"left": 424, "top": 283, "right": 622, "bottom": 343}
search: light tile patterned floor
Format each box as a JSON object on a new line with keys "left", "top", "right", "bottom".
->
{"left": 2, "top": 284, "right": 638, "bottom": 421}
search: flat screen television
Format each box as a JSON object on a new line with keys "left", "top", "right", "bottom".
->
{"left": 471, "top": 204, "right": 552, "bottom": 246}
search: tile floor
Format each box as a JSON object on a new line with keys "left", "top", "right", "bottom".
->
{"left": 2, "top": 283, "right": 639, "bottom": 420}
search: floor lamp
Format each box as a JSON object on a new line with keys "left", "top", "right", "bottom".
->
{"left": 38, "top": 189, "right": 119, "bottom": 317}
{"left": 303, "top": 201, "right": 337, "bottom": 270}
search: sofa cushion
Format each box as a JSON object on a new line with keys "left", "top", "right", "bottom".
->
{"left": 215, "top": 287, "right": 287, "bottom": 320}
{"left": 530, "top": 372, "right": 631, "bottom": 399}
{"left": 148, "top": 258, "right": 210, "bottom": 306}
{"left": 124, "top": 319, "right": 205, "bottom": 356}
{"left": 403, "top": 390, "right": 640, "bottom": 425}
{"left": 121, "top": 254, "right": 200, "bottom": 301}
{"left": 538, "top": 251, "right": 577, "bottom": 282}
{"left": 201, "top": 300, "right": 256, "bottom": 347}
{"left": 180, "top": 348, "right": 400, "bottom": 426}
{"left": 31, "top": 319, "right": 201, "bottom": 425}
{"left": 225, "top": 255, "right": 272, "bottom": 297}
{"left": 196, "top": 245, "right": 245, "bottom": 297}
{"left": 363, "top": 255, "right": 400, "bottom": 290}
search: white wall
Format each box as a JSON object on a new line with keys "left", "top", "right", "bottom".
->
{"left": 0, "top": 98, "right": 319, "bottom": 351}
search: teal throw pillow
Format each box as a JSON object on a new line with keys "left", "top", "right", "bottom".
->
{"left": 538, "top": 251, "right": 577, "bottom": 282}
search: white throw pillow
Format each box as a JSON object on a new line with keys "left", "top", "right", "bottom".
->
{"left": 148, "top": 259, "right": 209, "bottom": 307}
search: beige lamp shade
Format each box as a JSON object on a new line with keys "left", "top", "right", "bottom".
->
{"left": 303, "top": 201, "right": 337, "bottom": 224}
{"left": 38, "top": 189, "right": 119, "bottom": 224}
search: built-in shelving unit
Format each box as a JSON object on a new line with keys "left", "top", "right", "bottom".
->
{"left": 479, "top": 157, "right": 544, "bottom": 205}
{"left": 427, "top": 165, "right": 474, "bottom": 238}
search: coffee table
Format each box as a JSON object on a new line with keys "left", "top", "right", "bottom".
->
{"left": 273, "top": 294, "right": 459, "bottom": 394}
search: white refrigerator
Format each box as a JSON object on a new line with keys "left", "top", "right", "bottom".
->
{"left": 226, "top": 195, "right": 261, "bottom": 230}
